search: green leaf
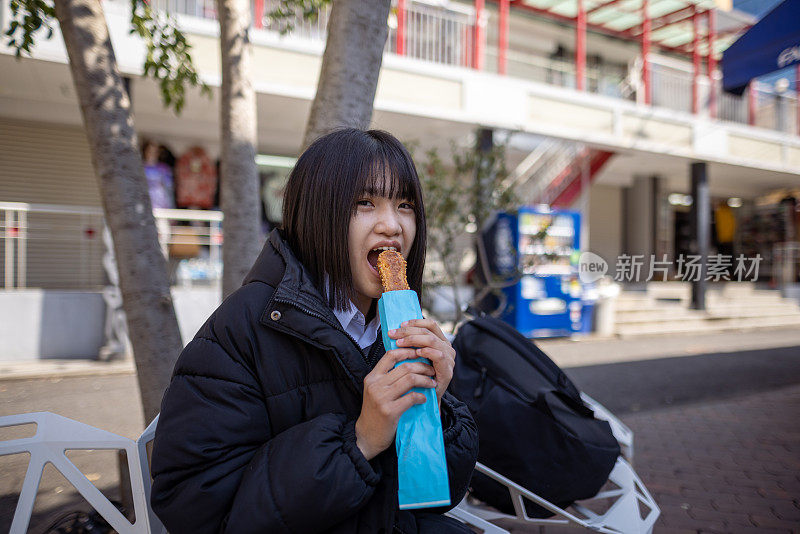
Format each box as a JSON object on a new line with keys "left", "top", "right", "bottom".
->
{"left": 128, "top": 0, "right": 210, "bottom": 115}
{"left": 264, "top": 0, "right": 330, "bottom": 35}
{"left": 413, "top": 130, "right": 517, "bottom": 321}
{"left": 5, "top": 0, "right": 55, "bottom": 56}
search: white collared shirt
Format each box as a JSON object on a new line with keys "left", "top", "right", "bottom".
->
{"left": 332, "top": 300, "right": 380, "bottom": 350}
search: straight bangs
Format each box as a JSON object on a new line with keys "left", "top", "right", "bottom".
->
{"left": 282, "top": 128, "right": 427, "bottom": 311}
{"left": 357, "top": 150, "right": 418, "bottom": 205}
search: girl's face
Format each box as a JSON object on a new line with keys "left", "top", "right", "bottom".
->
{"left": 348, "top": 177, "right": 417, "bottom": 315}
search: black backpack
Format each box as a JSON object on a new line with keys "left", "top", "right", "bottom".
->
{"left": 448, "top": 316, "right": 620, "bottom": 518}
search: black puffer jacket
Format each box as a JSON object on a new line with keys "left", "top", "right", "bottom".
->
{"left": 150, "top": 230, "right": 478, "bottom": 533}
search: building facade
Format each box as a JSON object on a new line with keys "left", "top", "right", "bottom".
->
{"left": 2, "top": 0, "right": 799, "bottom": 356}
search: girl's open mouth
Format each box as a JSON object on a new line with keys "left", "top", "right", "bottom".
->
{"left": 367, "top": 246, "right": 397, "bottom": 275}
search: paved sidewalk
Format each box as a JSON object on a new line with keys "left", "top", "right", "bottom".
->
{"left": 622, "top": 384, "right": 800, "bottom": 534}
{"left": 3, "top": 326, "right": 799, "bottom": 381}
{"left": 2, "top": 328, "right": 799, "bottom": 533}
{"left": 0, "top": 359, "right": 134, "bottom": 381}
{"left": 538, "top": 326, "right": 800, "bottom": 368}
{"left": 505, "top": 385, "right": 800, "bottom": 534}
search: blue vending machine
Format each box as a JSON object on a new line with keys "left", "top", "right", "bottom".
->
{"left": 495, "top": 207, "right": 590, "bottom": 338}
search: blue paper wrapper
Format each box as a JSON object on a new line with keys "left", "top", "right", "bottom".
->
{"left": 378, "top": 289, "right": 450, "bottom": 510}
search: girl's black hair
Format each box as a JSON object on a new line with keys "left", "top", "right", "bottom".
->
{"left": 282, "top": 128, "right": 427, "bottom": 311}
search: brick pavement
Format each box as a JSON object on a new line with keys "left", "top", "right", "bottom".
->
{"left": 622, "top": 384, "right": 800, "bottom": 534}
{"left": 505, "top": 385, "right": 800, "bottom": 534}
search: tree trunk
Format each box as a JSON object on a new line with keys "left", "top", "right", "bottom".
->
{"left": 217, "top": 0, "right": 261, "bottom": 298}
{"left": 53, "top": 0, "right": 183, "bottom": 424}
{"left": 302, "top": 0, "right": 392, "bottom": 149}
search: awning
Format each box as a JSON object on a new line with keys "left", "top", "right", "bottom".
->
{"left": 721, "top": 0, "right": 800, "bottom": 93}
{"left": 511, "top": 0, "right": 747, "bottom": 57}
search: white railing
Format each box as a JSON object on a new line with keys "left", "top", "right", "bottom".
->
{"left": 151, "top": 0, "right": 216, "bottom": 20}
{"left": 718, "top": 89, "right": 749, "bottom": 125}
{"left": 650, "top": 63, "right": 698, "bottom": 114}
{"left": 154, "top": 208, "right": 224, "bottom": 287}
{"left": 387, "top": 1, "right": 478, "bottom": 68}
{"left": 0, "top": 202, "right": 223, "bottom": 290}
{"left": 2, "top": 202, "right": 29, "bottom": 289}
{"left": 484, "top": 47, "right": 631, "bottom": 100}
{"left": 259, "top": 1, "right": 480, "bottom": 69}
{"left": 753, "top": 89, "right": 799, "bottom": 135}
{"left": 260, "top": 0, "right": 329, "bottom": 41}
{"left": 0, "top": 202, "right": 105, "bottom": 290}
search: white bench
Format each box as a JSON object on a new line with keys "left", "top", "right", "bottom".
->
{"left": 0, "top": 412, "right": 164, "bottom": 534}
{"left": 1, "top": 398, "right": 658, "bottom": 534}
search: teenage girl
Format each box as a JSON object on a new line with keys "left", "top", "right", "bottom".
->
{"left": 150, "top": 128, "right": 478, "bottom": 533}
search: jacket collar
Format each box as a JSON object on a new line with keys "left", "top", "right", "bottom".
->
{"left": 244, "top": 229, "right": 374, "bottom": 389}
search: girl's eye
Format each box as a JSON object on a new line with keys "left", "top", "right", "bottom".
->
{"left": 356, "top": 199, "right": 373, "bottom": 208}
{"left": 399, "top": 201, "right": 415, "bottom": 210}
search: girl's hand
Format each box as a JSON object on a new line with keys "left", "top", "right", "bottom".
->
{"left": 388, "top": 318, "right": 456, "bottom": 402}
{"left": 355, "top": 349, "right": 436, "bottom": 461}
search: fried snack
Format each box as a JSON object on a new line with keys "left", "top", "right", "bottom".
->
{"left": 377, "top": 250, "right": 410, "bottom": 292}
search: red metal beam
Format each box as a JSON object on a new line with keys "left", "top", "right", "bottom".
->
{"left": 396, "top": 0, "right": 406, "bottom": 56}
{"left": 499, "top": 0, "right": 509, "bottom": 74}
{"left": 641, "top": 0, "right": 651, "bottom": 105}
{"left": 642, "top": 12, "right": 695, "bottom": 36}
{"left": 692, "top": 7, "right": 700, "bottom": 114}
{"left": 576, "top": 0, "right": 586, "bottom": 91}
{"left": 497, "top": 1, "right": 729, "bottom": 62}
{"left": 497, "top": 0, "right": 693, "bottom": 57}
{"left": 507, "top": 2, "right": 643, "bottom": 41}
{"left": 649, "top": 22, "right": 750, "bottom": 55}
{"left": 639, "top": 5, "right": 695, "bottom": 34}
{"left": 707, "top": 9, "right": 717, "bottom": 118}
{"left": 748, "top": 80, "right": 757, "bottom": 126}
{"left": 658, "top": 42, "right": 694, "bottom": 55}
{"left": 587, "top": 0, "right": 623, "bottom": 16}
{"left": 550, "top": 150, "right": 615, "bottom": 208}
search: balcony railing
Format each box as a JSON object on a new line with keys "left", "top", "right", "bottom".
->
{"left": 144, "top": 0, "right": 798, "bottom": 137}
{"left": 1, "top": 202, "right": 223, "bottom": 290}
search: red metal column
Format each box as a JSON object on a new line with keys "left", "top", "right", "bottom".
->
{"left": 396, "top": 0, "right": 407, "bottom": 56}
{"left": 641, "top": 0, "right": 651, "bottom": 104}
{"left": 253, "top": 0, "right": 264, "bottom": 29}
{"left": 707, "top": 9, "right": 717, "bottom": 119}
{"left": 576, "top": 0, "right": 586, "bottom": 90}
{"left": 473, "top": 0, "right": 485, "bottom": 70}
{"left": 692, "top": 7, "right": 700, "bottom": 114}
{"left": 748, "top": 79, "right": 757, "bottom": 126}
{"left": 498, "top": 0, "right": 509, "bottom": 74}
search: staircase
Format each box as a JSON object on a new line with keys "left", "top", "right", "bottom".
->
{"left": 540, "top": 147, "right": 614, "bottom": 208}
{"left": 504, "top": 139, "right": 614, "bottom": 208}
{"left": 613, "top": 282, "right": 800, "bottom": 337}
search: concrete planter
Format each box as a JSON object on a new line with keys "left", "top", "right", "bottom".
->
{"left": 0, "top": 290, "right": 106, "bottom": 361}
{"left": 0, "top": 287, "right": 223, "bottom": 361}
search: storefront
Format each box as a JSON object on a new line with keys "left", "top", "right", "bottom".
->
{"left": 667, "top": 189, "right": 800, "bottom": 284}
